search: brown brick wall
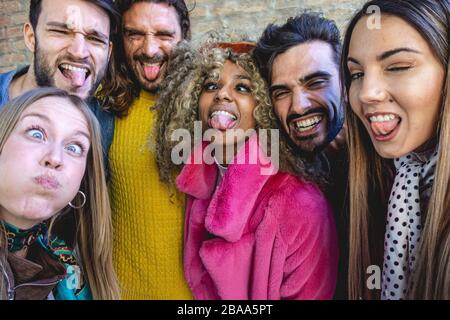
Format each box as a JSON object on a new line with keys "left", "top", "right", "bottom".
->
{"left": 0, "top": 0, "right": 366, "bottom": 73}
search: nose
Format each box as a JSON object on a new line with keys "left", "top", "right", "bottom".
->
{"left": 291, "top": 89, "right": 312, "bottom": 114}
{"left": 40, "top": 144, "right": 63, "bottom": 170}
{"left": 214, "top": 85, "right": 233, "bottom": 102}
{"left": 67, "top": 33, "right": 89, "bottom": 60}
{"left": 358, "top": 71, "right": 388, "bottom": 105}
{"left": 143, "top": 35, "right": 161, "bottom": 57}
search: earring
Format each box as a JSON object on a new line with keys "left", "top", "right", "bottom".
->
{"left": 69, "top": 191, "right": 87, "bottom": 209}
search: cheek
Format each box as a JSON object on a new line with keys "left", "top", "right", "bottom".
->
{"left": 92, "top": 47, "right": 109, "bottom": 65}
{"left": 64, "top": 161, "right": 87, "bottom": 196}
{"left": 272, "top": 102, "right": 284, "bottom": 120}
{"left": 124, "top": 41, "right": 139, "bottom": 60}
{"left": 198, "top": 93, "right": 211, "bottom": 125}
{"left": 162, "top": 42, "right": 177, "bottom": 57}
{"left": 348, "top": 84, "right": 361, "bottom": 114}
{"left": 239, "top": 100, "right": 256, "bottom": 128}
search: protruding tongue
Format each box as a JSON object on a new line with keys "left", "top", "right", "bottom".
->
{"left": 370, "top": 119, "right": 399, "bottom": 136}
{"left": 143, "top": 65, "right": 160, "bottom": 81}
{"left": 209, "top": 114, "right": 236, "bottom": 130}
{"left": 66, "top": 70, "right": 86, "bottom": 87}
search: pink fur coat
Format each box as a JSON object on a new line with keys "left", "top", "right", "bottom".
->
{"left": 176, "top": 135, "right": 339, "bottom": 299}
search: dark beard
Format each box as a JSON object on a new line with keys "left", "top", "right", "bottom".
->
{"left": 127, "top": 53, "right": 167, "bottom": 94}
{"left": 33, "top": 38, "right": 105, "bottom": 101}
{"left": 34, "top": 39, "right": 55, "bottom": 88}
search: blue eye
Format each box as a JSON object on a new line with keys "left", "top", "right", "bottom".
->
{"left": 27, "top": 128, "right": 45, "bottom": 140}
{"left": 66, "top": 144, "right": 83, "bottom": 155}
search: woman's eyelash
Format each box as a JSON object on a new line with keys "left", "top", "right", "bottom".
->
{"left": 237, "top": 83, "right": 251, "bottom": 91}
{"left": 27, "top": 125, "right": 46, "bottom": 137}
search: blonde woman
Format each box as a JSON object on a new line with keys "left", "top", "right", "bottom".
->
{"left": 0, "top": 87, "right": 120, "bottom": 300}
{"left": 342, "top": 0, "right": 449, "bottom": 299}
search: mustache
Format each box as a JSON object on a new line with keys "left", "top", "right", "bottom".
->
{"left": 134, "top": 53, "right": 166, "bottom": 64}
{"left": 287, "top": 107, "right": 327, "bottom": 124}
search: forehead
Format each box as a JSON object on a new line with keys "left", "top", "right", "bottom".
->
{"left": 349, "top": 15, "right": 428, "bottom": 60}
{"left": 271, "top": 41, "right": 337, "bottom": 83}
{"left": 123, "top": 2, "right": 181, "bottom": 31}
{"left": 39, "top": 0, "right": 110, "bottom": 35}
{"left": 221, "top": 60, "right": 249, "bottom": 77}
{"left": 21, "top": 96, "right": 89, "bottom": 132}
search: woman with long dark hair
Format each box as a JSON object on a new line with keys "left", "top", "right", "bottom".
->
{"left": 342, "top": 0, "right": 449, "bottom": 299}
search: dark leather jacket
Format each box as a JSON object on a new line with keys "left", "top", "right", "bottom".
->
{"left": 1, "top": 245, "right": 67, "bottom": 300}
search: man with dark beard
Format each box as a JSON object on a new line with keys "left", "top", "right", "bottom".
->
{"left": 253, "top": 13, "right": 348, "bottom": 299}
{"left": 0, "top": 0, "right": 117, "bottom": 165}
{"left": 97, "top": 0, "right": 192, "bottom": 299}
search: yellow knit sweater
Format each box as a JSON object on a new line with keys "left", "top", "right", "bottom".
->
{"left": 110, "top": 91, "right": 192, "bottom": 299}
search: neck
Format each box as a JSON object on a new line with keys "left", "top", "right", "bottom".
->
{"left": 0, "top": 208, "right": 40, "bottom": 230}
{"left": 2, "top": 220, "right": 46, "bottom": 254}
{"left": 214, "top": 142, "right": 242, "bottom": 167}
{"left": 9, "top": 64, "right": 38, "bottom": 100}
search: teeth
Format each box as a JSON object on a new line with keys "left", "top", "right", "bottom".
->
{"left": 211, "top": 110, "right": 237, "bottom": 120}
{"left": 369, "top": 114, "right": 396, "bottom": 122}
{"left": 60, "top": 64, "right": 88, "bottom": 73}
{"left": 294, "top": 116, "right": 322, "bottom": 130}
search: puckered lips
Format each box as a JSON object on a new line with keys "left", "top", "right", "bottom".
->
{"left": 207, "top": 104, "right": 239, "bottom": 131}
{"left": 58, "top": 62, "right": 91, "bottom": 88}
{"left": 365, "top": 112, "right": 401, "bottom": 142}
{"left": 34, "top": 174, "right": 61, "bottom": 190}
{"left": 289, "top": 111, "right": 325, "bottom": 138}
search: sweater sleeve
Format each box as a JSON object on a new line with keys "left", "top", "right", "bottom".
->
{"left": 276, "top": 181, "right": 339, "bottom": 300}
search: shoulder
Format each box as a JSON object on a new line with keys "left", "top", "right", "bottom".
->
{"left": 265, "top": 173, "right": 334, "bottom": 241}
{"left": 268, "top": 173, "right": 330, "bottom": 215}
{"left": 0, "top": 66, "right": 30, "bottom": 108}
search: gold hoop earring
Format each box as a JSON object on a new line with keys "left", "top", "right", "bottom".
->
{"left": 69, "top": 191, "right": 86, "bottom": 209}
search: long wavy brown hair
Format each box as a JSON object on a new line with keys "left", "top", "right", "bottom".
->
{"left": 342, "top": 0, "right": 449, "bottom": 300}
{"left": 154, "top": 39, "right": 328, "bottom": 188}
{"left": 97, "top": 0, "right": 191, "bottom": 117}
{"left": 0, "top": 88, "right": 120, "bottom": 300}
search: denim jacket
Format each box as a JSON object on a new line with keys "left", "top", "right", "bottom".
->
{"left": 0, "top": 66, "right": 114, "bottom": 177}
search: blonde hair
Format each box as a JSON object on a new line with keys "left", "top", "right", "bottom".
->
{"left": 342, "top": 0, "right": 449, "bottom": 299}
{"left": 0, "top": 87, "right": 120, "bottom": 300}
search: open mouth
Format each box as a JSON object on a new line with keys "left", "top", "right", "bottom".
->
{"left": 208, "top": 110, "right": 238, "bottom": 131}
{"left": 367, "top": 113, "right": 401, "bottom": 141}
{"left": 290, "top": 113, "right": 324, "bottom": 136}
{"left": 140, "top": 62, "right": 163, "bottom": 81}
{"left": 58, "top": 63, "right": 91, "bottom": 87}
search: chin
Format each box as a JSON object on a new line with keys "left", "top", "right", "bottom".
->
{"left": 372, "top": 143, "right": 401, "bottom": 159}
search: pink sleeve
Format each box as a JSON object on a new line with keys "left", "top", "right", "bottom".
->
{"left": 278, "top": 183, "right": 339, "bottom": 300}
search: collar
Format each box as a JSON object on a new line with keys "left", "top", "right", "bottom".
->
{"left": 3, "top": 221, "right": 47, "bottom": 253}
{"left": 0, "top": 66, "right": 29, "bottom": 107}
{"left": 176, "top": 134, "right": 277, "bottom": 241}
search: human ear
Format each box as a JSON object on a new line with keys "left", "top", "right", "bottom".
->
{"left": 23, "top": 22, "right": 36, "bottom": 53}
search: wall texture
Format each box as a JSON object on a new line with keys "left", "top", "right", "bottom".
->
{"left": 0, "top": 0, "right": 366, "bottom": 73}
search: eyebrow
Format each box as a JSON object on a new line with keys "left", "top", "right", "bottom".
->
{"left": 348, "top": 47, "right": 422, "bottom": 65}
{"left": 46, "top": 21, "right": 109, "bottom": 42}
{"left": 123, "top": 26, "right": 176, "bottom": 37}
{"left": 21, "top": 112, "right": 50, "bottom": 123}
{"left": 235, "top": 75, "right": 251, "bottom": 81}
{"left": 21, "top": 113, "right": 91, "bottom": 140}
{"left": 269, "top": 71, "right": 332, "bottom": 94}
